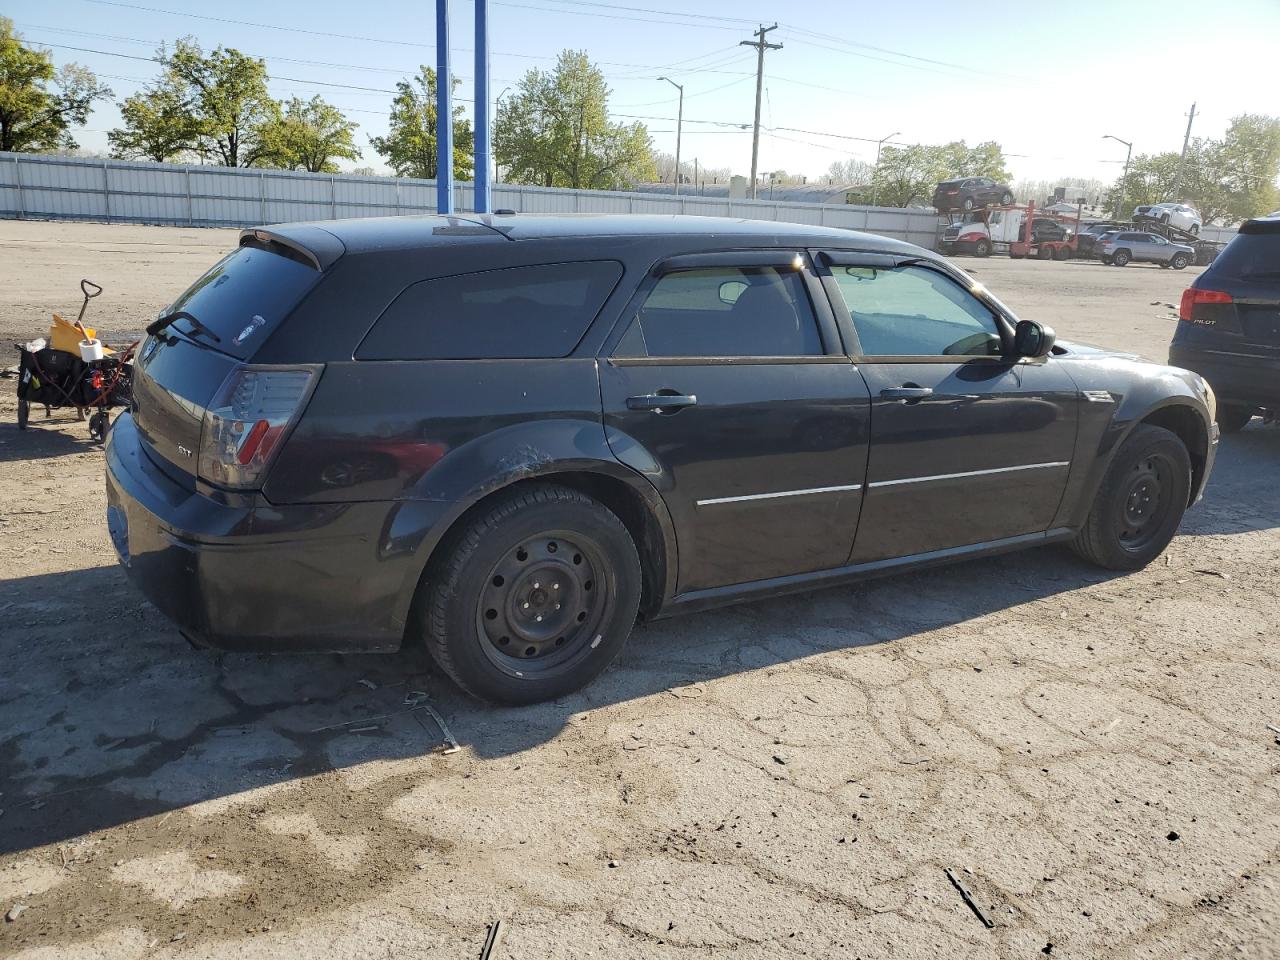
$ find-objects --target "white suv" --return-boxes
[1133,202,1202,234]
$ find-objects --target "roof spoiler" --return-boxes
[238,225,347,271]
[1240,217,1280,235]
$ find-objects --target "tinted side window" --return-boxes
[1212,232,1280,278]
[623,266,823,358]
[831,264,1002,357]
[357,261,623,360]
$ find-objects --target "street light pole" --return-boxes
[1103,134,1133,219]
[657,76,684,195]
[871,130,899,206]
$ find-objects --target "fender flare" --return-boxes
[385,419,679,632]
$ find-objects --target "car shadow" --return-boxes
[1,425,1275,859]
[1180,421,1280,537]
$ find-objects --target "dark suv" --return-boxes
[107,215,1217,704]
[1170,216,1280,431]
[933,177,1014,213]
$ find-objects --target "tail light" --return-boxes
[198,364,320,489]
[1179,288,1232,321]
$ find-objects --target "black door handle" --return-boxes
[627,392,697,412]
[880,386,934,401]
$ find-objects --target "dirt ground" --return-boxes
[0,219,1277,960]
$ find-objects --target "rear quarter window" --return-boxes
[164,243,322,359]
[356,261,624,360]
[1212,233,1280,279]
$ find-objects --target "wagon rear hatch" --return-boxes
[1179,220,1280,352]
[131,238,328,486]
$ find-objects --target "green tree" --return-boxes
[1216,114,1280,221]
[1105,115,1280,224]
[161,39,280,167]
[0,18,111,153]
[495,49,655,189]
[871,140,1011,207]
[265,96,360,172]
[108,77,197,162]
[370,67,473,180]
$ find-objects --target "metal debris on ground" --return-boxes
[945,867,994,928]
[422,703,462,755]
[1265,723,1280,736]
[479,919,506,960]
[6,904,27,922]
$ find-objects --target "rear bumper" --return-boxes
[105,413,452,652]
[1168,343,1280,408]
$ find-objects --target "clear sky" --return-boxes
[8,0,1280,186]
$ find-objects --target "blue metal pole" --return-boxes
[474,0,491,213]
[435,0,454,214]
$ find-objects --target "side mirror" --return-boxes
[1014,319,1056,359]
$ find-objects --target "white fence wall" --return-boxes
[0,152,943,249]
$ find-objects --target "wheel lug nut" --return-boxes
[535,615,543,622]
[554,604,561,610]
[533,581,540,589]
[522,602,530,609]
[553,583,560,590]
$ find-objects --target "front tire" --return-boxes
[963,197,975,211]
[974,238,992,257]
[1000,191,1014,205]
[1170,253,1190,269]
[1216,404,1255,434]
[1071,424,1191,570]
[422,482,641,704]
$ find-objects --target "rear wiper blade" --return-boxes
[146,310,222,343]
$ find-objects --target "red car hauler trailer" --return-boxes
[939,201,1082,260]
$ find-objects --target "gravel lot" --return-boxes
[1,220,1277,960]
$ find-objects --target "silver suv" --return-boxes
[1098,231,1195,269]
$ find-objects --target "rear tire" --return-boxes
[422,482,642,704]
[1053,245,1072,260]
[1037,244,1053,260]
[1216,404,1255,434]
[1000,191,1013,205]
[963,197,975,211]
[1070,424,1191,570]
[1112,250,1131,266]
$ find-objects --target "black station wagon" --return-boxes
[106,215,1219,703]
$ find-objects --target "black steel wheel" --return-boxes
[17,398,29,430]
[422,482,641,704]
[1071,424,1191,570]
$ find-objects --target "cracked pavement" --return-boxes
[1,222,1278,958]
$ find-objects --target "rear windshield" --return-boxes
[356,261,624,360]
[163,243,321,359]
[1212,233,1280,280]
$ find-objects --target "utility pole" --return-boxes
[740,23,781,200]
[658,76,684,195]
[1172,101,1197,199]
